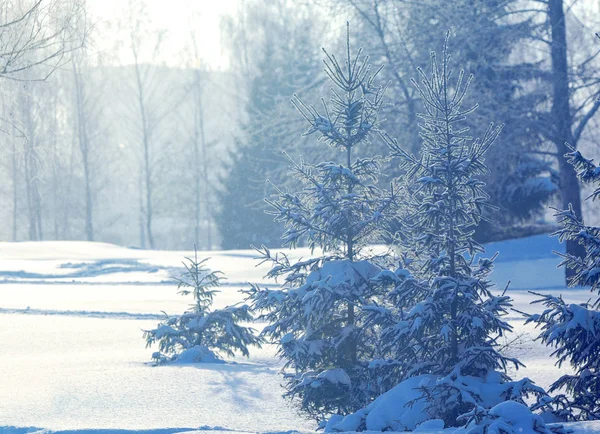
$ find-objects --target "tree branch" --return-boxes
[573,98,600,146]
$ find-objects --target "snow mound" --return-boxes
[173,345,221,364]
[415,419,445,432]
[327,372,550,433]
[316,368,351,386]
[460,401,566,434]
[326,375,434,432]
[154,345,223,365]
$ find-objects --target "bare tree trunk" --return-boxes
[133,59,154,249]
[188,33,212,250]
[82,155,93,240]
[49,86,60,240]
[72,59,94,241]
[63,100,80,239]
[548,0,585,283]
[144,135,153,249]
[11,134,18,241]
[193,84,201,248]
[21,84,42,241]
[138,171,146,249]
[197,81,212,250]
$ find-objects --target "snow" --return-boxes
[415,420,445,432]
[316,368,352,386]
[487,401,545,431]
[328,373,548,432]
[0,235,599,434]
[299,259,382,293]
[171,345,222,364]
[0,429,254,434]
[332,375,433,432]
[0,314,306,432]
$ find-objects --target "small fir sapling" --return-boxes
[528,148,600,421]
[144,249,262,364]
[246,26,399,423]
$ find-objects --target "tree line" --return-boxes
[1,0,599,266]
[218,0,600,278]
[0,0,235,250]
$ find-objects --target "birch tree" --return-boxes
[0,0,84,81]
[182,23,215,250]
[124,0,166,249]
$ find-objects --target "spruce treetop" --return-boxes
[387,33,503,271]
[267,24,397,256]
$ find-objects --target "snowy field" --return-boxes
[0,236,599,434]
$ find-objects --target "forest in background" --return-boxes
[0,0,599,251]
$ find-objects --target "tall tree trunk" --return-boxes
[62,104,79,239]
[133,60,154,249]
[50,89,60,240]
[548,0,585,283]
[22,85,40,241]
[193,84,201,249]
[11,135,18,241]
[82,155,93,241]
[139,171,146,249]
[72,59,94,241]
[144,139,154,249]
[198,87,212,250]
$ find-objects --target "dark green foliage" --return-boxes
[216,4,322,250]
[352,0,556,236]
[217,140,285,249]
[410,1,556,231]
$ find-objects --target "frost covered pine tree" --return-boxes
[527,148,600,421]
[144,250,262,364]
[246,28,399,423]
[332,35,545,431]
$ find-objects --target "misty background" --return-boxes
[1,0,599,251]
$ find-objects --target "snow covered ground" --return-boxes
[0,236,598,434]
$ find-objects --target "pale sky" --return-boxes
[85,0,600,70]
[88,0,239,69]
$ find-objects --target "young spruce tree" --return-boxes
[247,28,398,422]
[144,250,262,364]
[527,148,600,421]
[359,35,544,428]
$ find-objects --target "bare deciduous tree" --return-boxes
[0,0,85,81]
[0,0,86,241]
[183,24,217,250]
[124,0,166,249]
[546,0,600,281]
